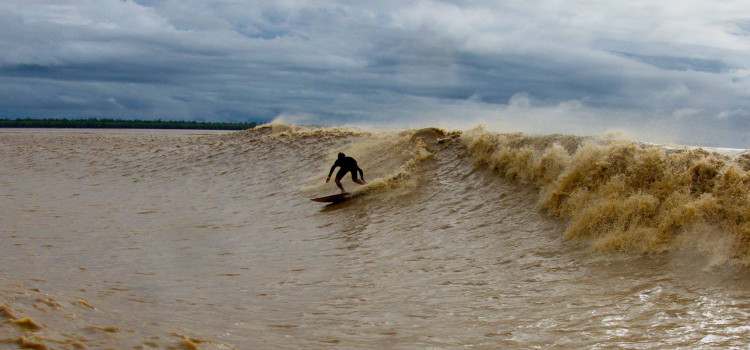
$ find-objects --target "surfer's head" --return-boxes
[338,152,345,159]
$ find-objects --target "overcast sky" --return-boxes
[2,1,750,146]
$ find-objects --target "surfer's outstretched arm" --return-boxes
[326,163,338,183]
[352,167,365,185]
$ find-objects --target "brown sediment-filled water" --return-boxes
[1,126,750,349]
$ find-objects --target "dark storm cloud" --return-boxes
[1,1,750,146]
[0,62,189,84]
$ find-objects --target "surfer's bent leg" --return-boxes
[335,168,348,193]
[350,170,365,185]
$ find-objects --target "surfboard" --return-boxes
[310,193,353,203]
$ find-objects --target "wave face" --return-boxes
[2,126,750,349]
[462,126,750,262]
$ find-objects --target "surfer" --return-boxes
[326,152,366,193]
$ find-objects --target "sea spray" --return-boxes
[461,126,750,263]
[272,125,455,198]
[336,128,453,197]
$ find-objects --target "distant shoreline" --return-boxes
[0,118,259,130]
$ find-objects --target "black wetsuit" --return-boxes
[329,157,363,181]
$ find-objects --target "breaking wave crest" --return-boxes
[462,126,750,264]
[237,124,750,264]
[286,126,457,199]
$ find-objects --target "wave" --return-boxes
[235,123,750,264]
[4,125,750,349]
[279,125,458,199]
[462,125,750,264]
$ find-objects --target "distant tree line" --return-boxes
[0,118,258,130]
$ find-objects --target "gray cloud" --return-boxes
[1,0,750,146]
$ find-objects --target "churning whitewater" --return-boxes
[1,125,750,349]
